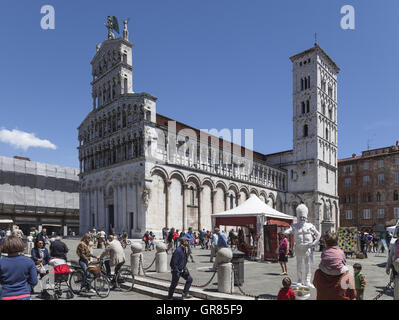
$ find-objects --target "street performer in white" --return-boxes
[285,203,321,288]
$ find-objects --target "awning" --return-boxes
[42,224,62,227]
[267,218,292,227]
[215,216,257,228]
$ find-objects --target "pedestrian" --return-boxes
[278,232,289,275]
[353,263,366,300]
[100,234,126,286]
[167,228,175,253]
[386,237,399,300]
[149,231,155,250]
[228,229,235,248]
[76,234,99,293]
[12,226,24,239]
[173,229,179,249]
[185,227,195,263]
[366,233,373,253]
[162,227,168,243]
[318,231,349,275]
[31,239,52,298]
[205,230,211,249]
[167,236,193,300]
[210,228,219,263]
[198,230,205,249]
[5,227,12,237]
[0,236,38,300]
[49,236,69,261]
[142,231,151,251]
[211,228,228,271]
[37,228,49,247]
[277,277,296,300]
[97,229,106,249]
[372,233,379,253]
[360,232,367,258]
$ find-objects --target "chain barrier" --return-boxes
[372,280,394,300]
[231,264,275,300]
[142,256,156,271]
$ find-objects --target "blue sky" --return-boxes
[0,0,398,168]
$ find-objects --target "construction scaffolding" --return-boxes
[0,156,80,234]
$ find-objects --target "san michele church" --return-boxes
[78,20,340,238]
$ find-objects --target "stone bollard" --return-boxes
[155,242,168,273]
[216,247,234,294]
[130,242,144,276]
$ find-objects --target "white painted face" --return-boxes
[296,204,308,222]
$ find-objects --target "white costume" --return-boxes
[285,204,320,288]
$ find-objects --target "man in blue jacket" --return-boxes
[168,236,193,300]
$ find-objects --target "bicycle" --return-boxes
[69,260,111,298]
[120,238,131,249]
[100,259,135,292]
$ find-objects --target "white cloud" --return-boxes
[0,128,57,151]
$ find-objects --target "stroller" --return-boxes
[47,258,74,300]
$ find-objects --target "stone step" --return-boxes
[134,275,254,300]
[131,283,201,300]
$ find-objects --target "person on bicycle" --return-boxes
[76,234,99,293]
[99,235,126,285]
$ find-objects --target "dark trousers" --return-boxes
[168,270,193,299]
[104,260,124,276]
[79,259,90,289]
[356,288,364,300]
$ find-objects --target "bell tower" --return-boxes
[90,18,134,110]
[289,43,339,196]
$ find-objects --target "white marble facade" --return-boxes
[78,26,339,237]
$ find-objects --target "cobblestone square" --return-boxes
[31,239,394,301]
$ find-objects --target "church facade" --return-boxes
[77,21,340,237]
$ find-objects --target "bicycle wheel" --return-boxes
[69,271,83,294]
[94,274,110,298]
[116,267,135,292]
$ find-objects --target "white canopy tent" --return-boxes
[211,194,294,221]
[211,195,294,261]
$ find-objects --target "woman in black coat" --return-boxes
[31,240,51,297]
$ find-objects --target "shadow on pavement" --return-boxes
[374,287,393,297]
[264,273,280,276]
[256,293,278,299]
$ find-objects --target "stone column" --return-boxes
[165,180,171,228]
[198,186,203,231]
[211,190,217,214]
[224,192,229,211]
[98,187,105,229]
[93,187,98,228]
[130,243,144,276]
[183,184,189,232]
[216,248,234,294]
[155,242,168,273]
[113,183,119,232]
[121,183,127,232]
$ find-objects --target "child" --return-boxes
[277,277,296,300]
[353,263,366,300]
[319,231,349,276]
